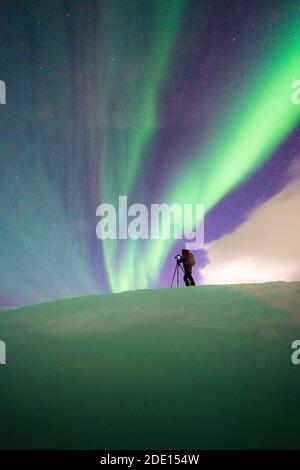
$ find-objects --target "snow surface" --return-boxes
[0,282,299,449]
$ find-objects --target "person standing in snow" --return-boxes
[180,249,196,286]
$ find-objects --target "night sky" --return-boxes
[1,0,300,306]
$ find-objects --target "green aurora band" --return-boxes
[99,0,186,291]
[100,10,300,292]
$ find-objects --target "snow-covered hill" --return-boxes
[0,282,299,449]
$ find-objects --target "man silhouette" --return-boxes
[180,249,196,286]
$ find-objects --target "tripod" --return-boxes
[170,259,184,287]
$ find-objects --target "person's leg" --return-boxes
[183,272,190,286]
[188,272,196,286]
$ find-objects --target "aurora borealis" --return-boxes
[1,0,300,306]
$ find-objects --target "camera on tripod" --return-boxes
[171,255,184,287]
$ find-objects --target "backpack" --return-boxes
[188,252,195,266]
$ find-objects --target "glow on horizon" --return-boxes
[201,259,297,285]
